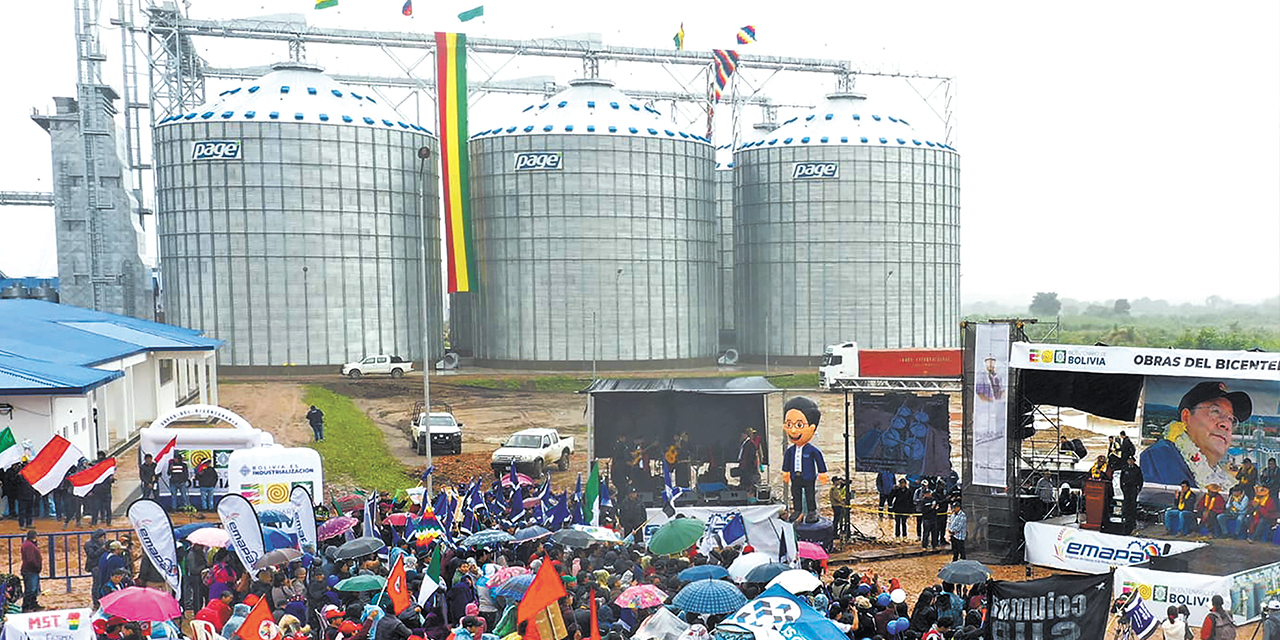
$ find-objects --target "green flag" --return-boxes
[0,428,18,469]
[331,498,344,517]
[426,541,442,584]
[582,461,600,526]
[457,5,483,21]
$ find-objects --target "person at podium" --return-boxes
[1140,381,1252,489]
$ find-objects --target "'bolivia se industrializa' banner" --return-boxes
[127,499,181,591]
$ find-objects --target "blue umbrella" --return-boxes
[258,510,293,527]
[513,525,551,542]
[677,565,730,582]
[262,526,300,552]
[173,522,218,540]
[492,574,535,599]
[743,562,791,584]
[460,529,515,548]
[673,579,748,615]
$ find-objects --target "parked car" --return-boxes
[490,428,574,478]
[341,355,412,379]
[410,406,462,455]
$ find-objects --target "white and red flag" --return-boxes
[21,436,84,495]
[69,458,116,497]
[152,436,178,468]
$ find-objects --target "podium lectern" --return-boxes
[1082,479,1111,531]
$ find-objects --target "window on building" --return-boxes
[160,359,174,385]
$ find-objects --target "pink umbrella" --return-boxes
[318,516,358,540]
[100,587,181,621]
[486,566,530,589]
[797,541,829,560]
[614,584,667,609]
[383,513,410,526]
[500,473,535,487]
[186,527,229,548]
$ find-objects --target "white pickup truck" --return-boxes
[341,355,412,379]
[490,428,574,479]
[410,410,463,456]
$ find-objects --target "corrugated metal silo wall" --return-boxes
[715,166,735,348]
[468,134,718,367]
[154,121,444,366]
[734,145,960,362]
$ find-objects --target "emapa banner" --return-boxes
[3,609,94,640]
[1010,343,1280,380]
[1024,521,1204,574]
[986,573,1112,640]
[126,499,181,591]
[218,493,266,570]
[289,485,318,551]
[645,505,797,562]
[1115,565,1233,628]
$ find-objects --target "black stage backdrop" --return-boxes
[986,572,1113,640]
[853,393,952,476]
[592,392,767,469]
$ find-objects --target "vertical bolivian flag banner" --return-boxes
[435,32,474,293]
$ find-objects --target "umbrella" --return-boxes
[460,529,515,548]
[383,513,410,526]
[765,569,823,594]
[571,525,622,543]
[174,522,218,541]
[99,587,181,621]
[743,562,791,584]
[727,552,772,583]
[550,529,595,548]
[185,527,229,548]
[615,584,667,609]
[500,473,535,487]
[334,536,384,560]
[252,548,303,570]
[258,510,293,527]
[335,494,365,512]
[797,541,829,561]
[487,567,530,589]
[513,525,552,542]
[263,526,299,552]
[317,516,358,541]
[647,518,706,556]
[492,574,535,599]
[938,559,991,585]
[335,575,387,592]
[677,565,730,582]
[672,579,747,615]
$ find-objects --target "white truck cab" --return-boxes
[819,342,859,390]
[341,355,412,379]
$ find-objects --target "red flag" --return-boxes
[386,555,411,614]
[68,458,116,497]
[234,595,272,640]
[517,557,567,624]
[589,587,601,640]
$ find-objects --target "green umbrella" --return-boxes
[335,574,388,592]
[647,517,706,556]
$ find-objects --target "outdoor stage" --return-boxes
[1025,516,1280,624]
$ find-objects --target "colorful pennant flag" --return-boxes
[458,5,484,22]
[315,0,337,9]
[736,25,756,44]
[673,23,685,50]
[402,0,412,16]
[435,32,475,293]
[712,49,739,102]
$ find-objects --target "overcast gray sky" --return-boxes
[1,1,1277,307]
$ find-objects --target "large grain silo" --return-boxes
[735,92,960,363]
[153,62,442,367]
[714,145,735,351]
[467,79,717,368]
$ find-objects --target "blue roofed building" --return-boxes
[0,299,220,457]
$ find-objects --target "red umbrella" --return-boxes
[383,513,410,526]
[335,494,365,512]
[100,587,181,621]
[500,473,534,487]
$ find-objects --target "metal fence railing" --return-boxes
[0,529,133,592]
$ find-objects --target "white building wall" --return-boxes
[0,394,94,457]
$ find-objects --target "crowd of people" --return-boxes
[1,451,117,528]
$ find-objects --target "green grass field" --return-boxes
[303,385,415,491]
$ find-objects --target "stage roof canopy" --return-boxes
[581,376,780,395]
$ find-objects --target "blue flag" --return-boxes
[662,460,686,518]
[719,513,747,547]
[508,484,525,521]
[459,506,478,536]
[363,490,378,538]
[467,480,485,513]
[571,495,584,526]
[599,476,613,509]
[507,461,519,489]
[545,492,571,530]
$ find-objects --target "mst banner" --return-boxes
[986,573,1112,640]
[1011,343,1280,380]
[3,609,94,640]
[854,393,952,476]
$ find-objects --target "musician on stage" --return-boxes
[734,427,761,490]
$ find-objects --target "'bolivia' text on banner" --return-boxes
[1010,343,1280,380]
[435,31,475,293]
